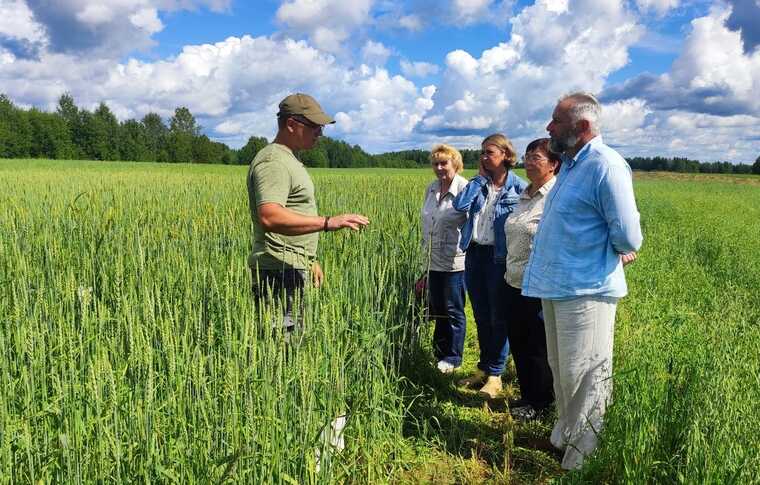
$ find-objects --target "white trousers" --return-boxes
[541,296,618,470]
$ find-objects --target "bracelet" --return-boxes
[323,216,330,232]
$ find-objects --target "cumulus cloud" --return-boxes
[0,33,434,151]
[597,7,760,163]
[12,0,230,58]
[0,47,15,65]
[276,0,374,53]
[634,0,679,16]
[0,0,48,58]
[330,67,436,146]
[421,0,642,140]
[605,105,760,163]
[602,98,652,133]
[361,40,392,65]
[400,59,440,77]
[24,0,158,56]
[445,0,514,26]
[452,0,491,22]
[603,8,760,117]
[724,0,760,54]
[2,0,758,163]
[130,8,163,34]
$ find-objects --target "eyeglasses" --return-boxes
[291,116,323,131]
[523,154,549,163]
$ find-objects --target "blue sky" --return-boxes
[1,0,758,163]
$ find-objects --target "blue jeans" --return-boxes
[465,244,510,376]
[427,270,466,366]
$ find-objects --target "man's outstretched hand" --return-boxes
[327,214,370,231]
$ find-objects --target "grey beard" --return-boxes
[549,133,577,154]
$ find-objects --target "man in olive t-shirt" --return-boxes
[247,93,369,334]
[248,142,320,271]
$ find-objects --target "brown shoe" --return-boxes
[478,375,503,399]
[457,370,486,388]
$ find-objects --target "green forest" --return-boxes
[1,93,759,174]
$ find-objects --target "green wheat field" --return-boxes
[1,159,758,484]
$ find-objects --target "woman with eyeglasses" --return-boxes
[418,144,469,374]
[503,138,560,420]
[453,133,527,398]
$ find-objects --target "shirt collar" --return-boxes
[561,135,603,168]
[538,176,556,195]
[432,174,466,198]
[521,176,556,199]
[273,142,297,157]
[448,175,467,196]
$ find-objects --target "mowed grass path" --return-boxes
[0,159,758,484]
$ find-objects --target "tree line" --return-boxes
[1,93,759,174]
[0,93,236,164]
[627,155,760,175]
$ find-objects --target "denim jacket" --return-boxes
[453,171,527,262]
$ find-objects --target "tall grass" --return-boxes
[566,177,760,484]
[0,160,758,483]
[0,160,423,483]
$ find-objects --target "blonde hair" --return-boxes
[430,144,464,173]
[482,133,517,168]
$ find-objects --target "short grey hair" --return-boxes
[560,92,601,135]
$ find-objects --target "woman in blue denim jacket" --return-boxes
[453,133,527,398]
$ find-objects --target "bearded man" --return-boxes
[522,92,643,469]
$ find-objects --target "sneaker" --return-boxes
[478,375,503,399]
[510,404,540,422]
[436,360,459,374]
[457,369,486,388]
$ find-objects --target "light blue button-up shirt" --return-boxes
[522,136,643,299]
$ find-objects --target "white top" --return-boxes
[504,177,556,288]
[420,175,468,272]
[471,182,499,246]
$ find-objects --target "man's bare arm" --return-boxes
[258,203,369,235]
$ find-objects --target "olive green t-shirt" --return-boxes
[247,143,319,270]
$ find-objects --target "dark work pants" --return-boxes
[427,270,466,367]
[464,243,510,376]
[505,283,554,409]
[251,267,306,336]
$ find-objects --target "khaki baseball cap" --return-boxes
[277,93,335,125]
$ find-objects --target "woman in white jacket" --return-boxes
[419,144,469,374]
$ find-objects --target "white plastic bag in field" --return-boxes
[315,414,347,473]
